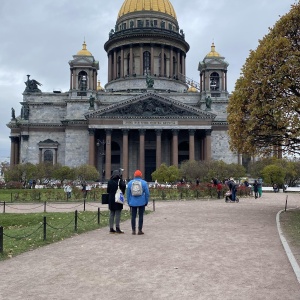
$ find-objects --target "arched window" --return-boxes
[173,56,177,77]
[143,51,151,75]
[210,72,220,91]
[44,150,53,163]
[117,56,121,78]
[78,71,88,91]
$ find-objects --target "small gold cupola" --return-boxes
[77,40,92,56]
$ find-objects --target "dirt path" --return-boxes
[0,193,300,299]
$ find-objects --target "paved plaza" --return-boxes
[0,193,300,299]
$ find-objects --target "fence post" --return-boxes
[285,195,288,212]
[98,207,100,224]
[43,216,47,241]
[75,210,78,232]
[11,193,12,202]
[83,199,86,211]
[44,201,47,213]
[3,201,5,213]
[152,200,155,212]
[0,226,3,253]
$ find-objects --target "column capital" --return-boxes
[139,129,146,135]
[22,135,29,141]
[122,129,129,135]
[9,136,19,142]
[105,129,112,135]
[189,129,196,135]
[172,129,179,135]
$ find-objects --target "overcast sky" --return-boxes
[0,0,294,162]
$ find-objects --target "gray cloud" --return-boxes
[0,0,293,161]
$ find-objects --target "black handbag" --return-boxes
[101,193,109,204]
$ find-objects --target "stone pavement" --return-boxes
[0,193,300,300]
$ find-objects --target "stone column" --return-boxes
[170,47,173,77]
[105,129,112,180]
[177,50,181,76]
[140,44,143,75]
[224,70,227,91]
[70,69,73,90]
[139,129,145,176]
[172,129,178,167]
[150,44,154,76]
[182,53,185,76]
[113,50,117,80]
[161,46,165,76]
[155,129,162,169]
[39,149,42,164]
[205,129,212,161]
[108,52,112,82]
[88,129,95,166]
[189,129,195,161]
[54,149,58,164]
[73,70,76,90]
[120,47,124,78]
[130,45,133,75]
[9,136,16,166]
[122,129,129,180]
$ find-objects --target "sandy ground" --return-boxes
[0,192,300,300]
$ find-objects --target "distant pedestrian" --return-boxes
[127,170,150,235]
[107,169,126,234]
[258,178,263,198]
[253,180,259,199]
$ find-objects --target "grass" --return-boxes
[0,209,132,261]
[280,209,300,249]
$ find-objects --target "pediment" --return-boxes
[85,92,216,120]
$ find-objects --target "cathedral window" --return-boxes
[117,56,121,78]
[173,56,177,76]
[143,51,151,75]
[146,20,150,27]
[158,53,167,76]
[161,21,165,29]
[122,23,126,30]
[78,71,88,91]
[44,150,53,163]
[137,20,143,27]
[168,23,173,30]
[130,20,134,28]
[153,20,158,27]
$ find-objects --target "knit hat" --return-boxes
[134,170,142,178]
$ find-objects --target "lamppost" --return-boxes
[96,139,105,182]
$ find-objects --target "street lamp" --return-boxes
[96,139,105,182]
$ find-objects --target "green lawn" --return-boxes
[0,210,132,260]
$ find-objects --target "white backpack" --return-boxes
[131,180,143,196]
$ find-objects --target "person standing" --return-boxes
[253,180,259,199]
[257,178,263,198]
[107,169,126,234]
[127,170,150,235]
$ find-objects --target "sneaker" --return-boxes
[109,228,116,234]
[138,230,144,235]
[132,230,136,235]
[116,228,124,234]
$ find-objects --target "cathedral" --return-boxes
[7,0,237,181]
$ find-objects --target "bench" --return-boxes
[284,187,300,193]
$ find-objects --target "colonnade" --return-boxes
[107,44,186,82]
[88,128,212,180]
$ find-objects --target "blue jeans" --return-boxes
[231,189,236,201]
[131,206,145,230]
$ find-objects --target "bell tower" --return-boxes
[68,41,99,96]
[198,43,229,100]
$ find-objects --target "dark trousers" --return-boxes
[131,206,145,230]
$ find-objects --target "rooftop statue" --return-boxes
[146,75,154,88]
[24,74,42,93]
[205,96,212,110]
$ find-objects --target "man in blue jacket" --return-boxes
[127,170,150,235]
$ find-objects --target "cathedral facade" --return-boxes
[7,0,237,181]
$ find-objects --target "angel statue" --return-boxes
[146,74,154,88]
[24,74,42,93]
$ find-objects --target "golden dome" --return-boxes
[97,81,104,91]
[77,41,92,56]
[118,0,177,20]
[206,43,220,58]
[187,83,198,93]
